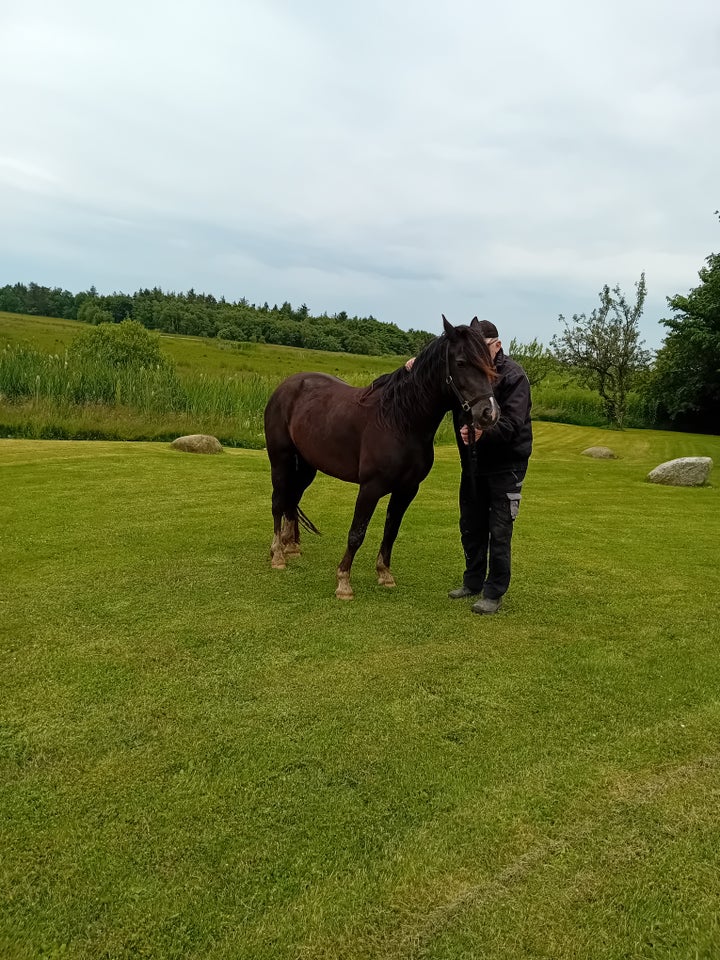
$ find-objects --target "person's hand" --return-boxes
[460,424,483,445]
[405,357,415,371]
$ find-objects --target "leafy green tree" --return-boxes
[1,279,437,357]
[647,252,720,431]
[0,282,75,318]
[103,293,134,323]
[508,338,555,386]
[304,329,342,352]
[0,284,25,313]
[46,286,76,318]
[156,301,190,335]
[551,274,652,428]
[77,301,114,326]
[407,329,435,353]
[345,335,373,355]
[216,322,243,341]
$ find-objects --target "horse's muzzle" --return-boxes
[472,395,500,429]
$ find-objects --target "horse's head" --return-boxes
[442,315,500,429]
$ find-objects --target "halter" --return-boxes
[444,341,494,416]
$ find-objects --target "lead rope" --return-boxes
[444,341,482,507]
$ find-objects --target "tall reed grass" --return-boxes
[1,342,655,446]
[532,379,656,429]
[0,343,275,446]
[0,344,184,410]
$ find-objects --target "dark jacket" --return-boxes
[454,350,532,473]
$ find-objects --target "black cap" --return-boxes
[477,320,499,338]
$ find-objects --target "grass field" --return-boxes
[0,312,409,446]
[0,310,406,380]
[2,424,719,959]
[1,311,652,445]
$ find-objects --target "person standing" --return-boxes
[447,320,532,614]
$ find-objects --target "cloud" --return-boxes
[1,0,719,348]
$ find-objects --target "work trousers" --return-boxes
[458,463,527,599]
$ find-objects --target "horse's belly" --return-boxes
[311,452,360,484]
[289,419,362,485]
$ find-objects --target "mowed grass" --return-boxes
[1,423,719,959]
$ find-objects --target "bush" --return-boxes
[69,320,169,370]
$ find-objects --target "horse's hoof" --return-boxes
[271,559,286,570]
[335,588,354,600]
[283,545,302,558]
[376,566,396,587]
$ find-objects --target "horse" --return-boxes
[263,316,500,599]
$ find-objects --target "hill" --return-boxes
[0,310,407,380]
[0,311,653,444]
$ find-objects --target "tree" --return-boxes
[77,300,114,326]
[508,338,555,387]
[647,252,720,432]
[551,274,652,428]
[0,279,434,357]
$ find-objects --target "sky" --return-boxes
[2,0,719,349]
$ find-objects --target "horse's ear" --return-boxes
[442,315,455,339]
[470,316,480,328]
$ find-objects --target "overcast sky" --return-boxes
[2,0,719,348]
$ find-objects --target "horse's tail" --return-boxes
[296,506,321,536]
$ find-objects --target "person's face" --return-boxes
[485,337,502,361]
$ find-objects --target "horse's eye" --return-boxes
[456,359,466,367]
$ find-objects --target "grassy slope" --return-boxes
[0,310,407,380]
[0,311,657,440]
[1,425,719,959]
[0,311,409,446]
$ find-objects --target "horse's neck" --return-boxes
[407,376,451,440]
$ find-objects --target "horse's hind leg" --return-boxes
[376,484,419,587]
[268,440,298,569]
[280,517,300,557]
[281,457,317,558]
[270,464,290,569]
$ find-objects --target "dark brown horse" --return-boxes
[263,316,499,599]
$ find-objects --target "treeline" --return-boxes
[0,282,435,357]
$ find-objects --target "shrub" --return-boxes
[69,320,169,370]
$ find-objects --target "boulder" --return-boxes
[646,457,713,487]
[582,446,617,459]
[170,434,223,454]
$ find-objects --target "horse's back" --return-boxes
[265,372,377,482]
[265,372,362,421]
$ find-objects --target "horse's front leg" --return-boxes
[336,482,384,600]
[376,484,419,587]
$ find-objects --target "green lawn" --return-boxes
[1,424,719,959]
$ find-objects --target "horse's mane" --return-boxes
[363,325,496,433]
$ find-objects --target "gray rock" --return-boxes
[582,446,617,459]
[647,457,713,487]
[170,434,223,454]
